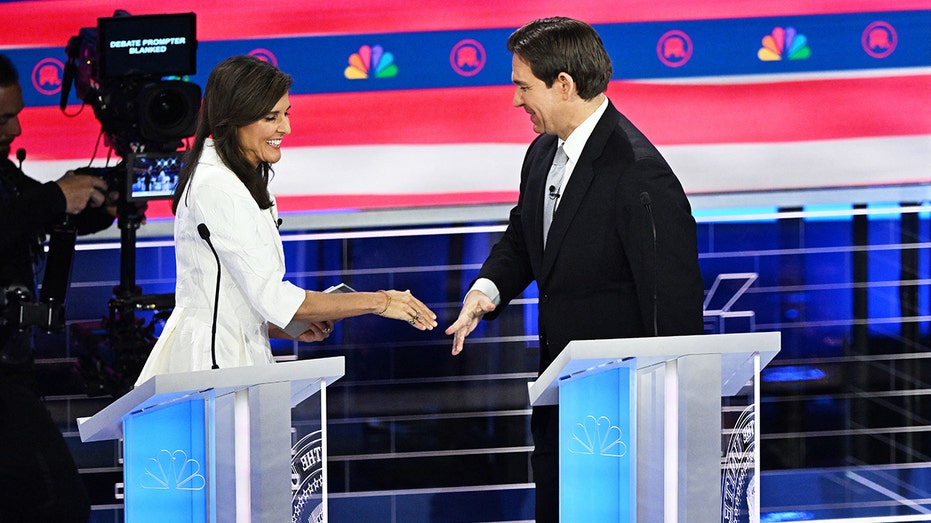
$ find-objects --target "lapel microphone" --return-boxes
[16,148,26,172]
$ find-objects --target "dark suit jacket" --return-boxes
[477,101,704,374]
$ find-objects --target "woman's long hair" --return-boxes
[172,56,293,214]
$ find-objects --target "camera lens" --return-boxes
[137,81,201,142]
[146,88,187,127]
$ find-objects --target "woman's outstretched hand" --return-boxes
[375,290,438,330]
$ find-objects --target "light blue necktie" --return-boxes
[543,145,568,246]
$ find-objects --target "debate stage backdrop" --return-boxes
[3,0,930,220]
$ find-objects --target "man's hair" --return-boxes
[507,17,612,100]
[172,55,293,213]
[0,54,20,88]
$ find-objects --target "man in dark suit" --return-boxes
[0,53,116,523]
[445,17,705,522]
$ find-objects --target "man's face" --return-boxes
[511,55,567,138]
[0,83,23,159]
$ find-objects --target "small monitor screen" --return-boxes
[98,13,197,78]
[127,152,185,201]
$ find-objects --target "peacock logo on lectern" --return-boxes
[140,449,206,491]
[568,415,628,457]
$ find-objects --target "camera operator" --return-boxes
[0,53,119,523]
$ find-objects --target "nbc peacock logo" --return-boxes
[567,415,628,457]
[344,44,398,79]
[758,27,811,61]
[140,449,206,491]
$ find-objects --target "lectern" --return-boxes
[529,332,780,523]
[78,357,345,522]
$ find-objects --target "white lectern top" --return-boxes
[78,357,345,443]
[529,332,780,406]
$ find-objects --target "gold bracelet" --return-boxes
[376,290,391,315]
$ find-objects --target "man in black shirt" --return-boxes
[0,53,117,522]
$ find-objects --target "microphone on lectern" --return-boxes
[197,223,221,369]
[639,192,658,337]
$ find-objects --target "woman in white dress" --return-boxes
[135,56,437,384]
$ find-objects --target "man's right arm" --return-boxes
[0,169,109,250]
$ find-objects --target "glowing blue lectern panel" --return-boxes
[560,366,636,521]
[124,398,210,522]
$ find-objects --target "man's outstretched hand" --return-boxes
[445,290,496,355]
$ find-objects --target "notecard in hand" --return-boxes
[281,283,356,337]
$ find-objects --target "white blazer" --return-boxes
[135,140,305,385]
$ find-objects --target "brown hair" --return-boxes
[507,17,612,100]
[173,56,293,213]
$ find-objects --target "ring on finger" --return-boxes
[407,319,415,325]
[323,328,331,334]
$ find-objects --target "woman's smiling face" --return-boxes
[238,93,291,167]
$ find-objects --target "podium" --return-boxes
[529,332,780,523]
[78,357,345,522]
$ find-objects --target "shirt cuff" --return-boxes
[469,278,501,306]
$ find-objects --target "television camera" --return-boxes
[58,11,199,395]
[61,10,200,158]
[61,10,199,204]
